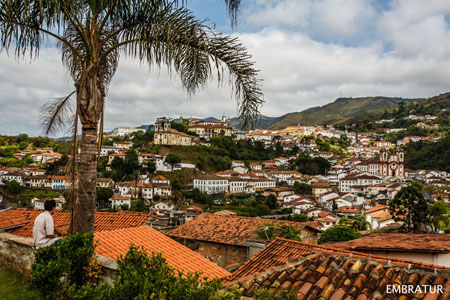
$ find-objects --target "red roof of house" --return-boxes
[94,226,229,279]
[0,209,152,237]
[327,233,450,254]
[167,213,320,247]
[224,237,450,288]
[365,205,389,214]
[0,212,29,230]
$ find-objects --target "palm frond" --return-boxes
[40,90,76,136]
[103,2,263,129]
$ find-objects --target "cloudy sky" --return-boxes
[1,0,450,136]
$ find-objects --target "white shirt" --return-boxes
[33,211,59,249]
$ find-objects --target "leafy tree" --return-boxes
[125,148,140,174]
[6,180,23,195]
[317,226,362,244]
[145,162,157,174]
[351,216,371,231]
[110,157,127,182]
[293,182,312,195]
[428,200,449,233]
[130,199,147,212]
[389,182,429,232]
[295,153,331,175]
[1,0,262,233]
[253,203,272,217]
[165,154,181,171]
[265,194,279,210]
[255,222,302,242]
[96,187,114,207]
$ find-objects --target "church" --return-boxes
[356,149,405,178]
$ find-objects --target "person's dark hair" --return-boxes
[44,200,56,211]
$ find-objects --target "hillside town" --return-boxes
[1,110,450,298]
[1,1,450,297]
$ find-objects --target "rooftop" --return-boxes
[94,226,230,280]
[327,233,450,254]
[224,238,450,299]
[0,208,153,237]
[167,213,320,247]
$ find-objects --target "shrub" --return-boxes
[30,233,99,299]
[318,226,362,244]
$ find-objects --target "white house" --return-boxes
[193,174,229,194]
[110,195,131,208]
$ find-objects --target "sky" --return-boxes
[1,0,450,136]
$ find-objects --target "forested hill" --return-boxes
[268,96,418,130]
[343,92,450,130]
[405,136,450,172]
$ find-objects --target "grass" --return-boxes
[0,267,41,300]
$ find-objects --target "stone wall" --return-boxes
[0,232,118,283]
[196,241,248,269]
[0,232,35,276]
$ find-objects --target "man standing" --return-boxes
[33,200,61,249]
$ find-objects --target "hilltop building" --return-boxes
[188,115,232,138]
[111,127,145,137]
[153,117,194,146]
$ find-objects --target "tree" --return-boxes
[265,194,279,210]
[165,154,181,171]
[428,200,449,233]
[255,222,302,242]
[389,182,429,232]
[351,216,371,231]
[6,180,22,195]
[1,1,262,233]
[318,226,362,244]
[125,148,140,175]
[293,182,312,195]
[96,187,114,208]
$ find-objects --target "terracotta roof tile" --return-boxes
[166,213,320,247]
[223,238,450,299]
[326,233,450,254]
[0,208,153,237]
[224,238,450,283]
[95,226,229,280]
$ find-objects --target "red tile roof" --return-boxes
[0,210,29,230]
[224,238,450,299]
[326,233,450,254]
[0,209,152,237]
[166,213,320,247]
[94,226,230,280]
[365,205,389,214]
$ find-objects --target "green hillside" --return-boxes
[343,92,450,131]
[268,96,418,130]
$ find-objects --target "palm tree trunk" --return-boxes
[71,71,105,233]
[72,123,98,233]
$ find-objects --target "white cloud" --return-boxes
[243,0,376,41]
[1,1,450,136]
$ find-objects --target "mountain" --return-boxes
[230,114,290,130]
[268,96,419,130]
[342,92,450,131]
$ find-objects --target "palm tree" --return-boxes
[351,215,371,231]
[0,0,262,233]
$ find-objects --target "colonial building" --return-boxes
[193,174,229,194]
[154,117,194,146]
[188,115,232,138]
[355,149,404,177]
